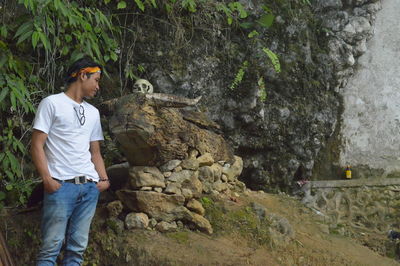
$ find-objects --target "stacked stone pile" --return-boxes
[107,152,245,235]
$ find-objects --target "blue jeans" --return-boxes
[36,181,100,266]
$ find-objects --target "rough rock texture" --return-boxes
[155,221,178,233]
[125,212,149,230]
[106,200,123,218]
[129,166,165,188]
[103,0,381,191]
[107,93,234,167]
[116,190,185,222]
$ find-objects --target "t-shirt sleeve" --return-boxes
[90,110,104,141]
[33,97,54,134]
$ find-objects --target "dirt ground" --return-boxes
[1,190,399,265]
[125,190,398,266]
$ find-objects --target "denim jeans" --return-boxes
[36,181,100,266]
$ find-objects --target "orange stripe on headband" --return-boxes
[71,67,101,77]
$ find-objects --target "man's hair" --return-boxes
[64,57,103,86]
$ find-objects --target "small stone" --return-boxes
[154,187,163,193]
[198,166,214,181]
[189,149,199,159]
[210,190,220,196]
[181,188,193,199]
[196,153,214,167]
[210,163,223,182]
[165,183,182,195]
[202,181,213,194]
[156,221,178,233]
[160,160,182,172]
[125,212,149,230]
[258,190,265,194]
[168,169,195,183]
[213,180,228,192]
[221,174,228,182]
[181,159,199,171]
[186,199,205,216]
[189,213,213,235]
[234,192,240,197]
[140,186,152,191]
[174,166,183,172]
[106,200,123,217]
[149,218,158,228]
[163,171,172,178]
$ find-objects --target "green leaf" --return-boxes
[262,47,281,73]
[17,30,33,45]
[10,91,16,110]
[32,31,40,48]
[0,87,9,102]
[65,34,72,43]
[104,0,111,4]
[248,30,259,39]
[117,1,127,9]
[257,13,275,28]
[0,192,5,201]
[38,32,51,51]
[134,0,145,11]
[15,21,33,38]
[149,0,157,8]
[110,52,118,61]
[239,22,253,29]
[6,184,13,191]
[0,26,8,38]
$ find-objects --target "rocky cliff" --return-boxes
[105,0,382,191]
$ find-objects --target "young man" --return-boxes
[31,57,110,265]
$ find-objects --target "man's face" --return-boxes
[81,72,101,98]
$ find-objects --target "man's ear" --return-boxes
[79,72,87,81]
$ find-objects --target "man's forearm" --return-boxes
[91,153,108,180]
[31,145,52,182]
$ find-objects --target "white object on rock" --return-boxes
[134,79,154,94]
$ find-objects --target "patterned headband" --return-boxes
[71,67,101,77]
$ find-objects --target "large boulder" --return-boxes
[106,93,234,167]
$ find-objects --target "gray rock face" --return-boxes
[105,0,382,192]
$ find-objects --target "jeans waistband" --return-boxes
[53,176,97,184]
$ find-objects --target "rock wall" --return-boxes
[301,178,400,234]
[339,0,400,177]
[109,0,384,191]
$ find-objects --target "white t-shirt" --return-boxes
[33,92,104,182]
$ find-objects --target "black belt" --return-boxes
[53,176,97,184]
